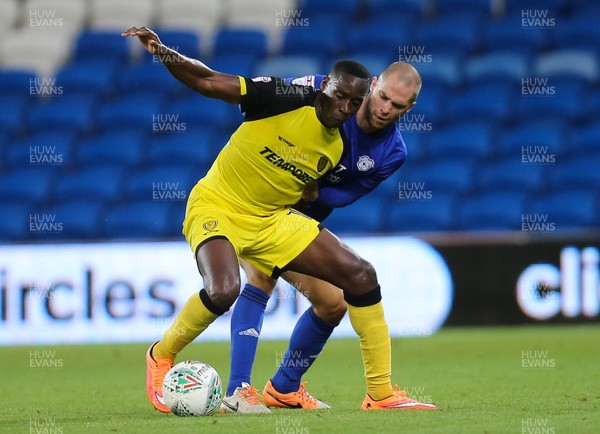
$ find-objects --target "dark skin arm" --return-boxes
[121,26,241,104]
[301,179,319,203]
[293,179,320,212]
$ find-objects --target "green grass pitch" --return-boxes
[1,325,599,433]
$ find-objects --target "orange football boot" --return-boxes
[145,342,173,413]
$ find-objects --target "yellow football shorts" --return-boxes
[182,184,321,277]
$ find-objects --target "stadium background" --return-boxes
[0,0,599,346]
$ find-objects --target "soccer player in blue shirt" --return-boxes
[221,63,436,413]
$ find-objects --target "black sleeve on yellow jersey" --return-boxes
[239,76,317,122]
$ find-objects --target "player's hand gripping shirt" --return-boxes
[198,76,344,216]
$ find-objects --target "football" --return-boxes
[162,360,223,416]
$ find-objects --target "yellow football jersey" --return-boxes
[198,76,345,215]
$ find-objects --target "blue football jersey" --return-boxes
[287,75,408,221]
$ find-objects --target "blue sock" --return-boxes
[271,307,337,394]
[227,283,270,396]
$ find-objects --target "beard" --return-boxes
[363,95,377,128]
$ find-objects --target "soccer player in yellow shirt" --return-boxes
[123,26,421,413]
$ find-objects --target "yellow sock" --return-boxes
[153,293,218,360]
[347,302,393,400]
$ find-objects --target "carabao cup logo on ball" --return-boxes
[163,360,222,416]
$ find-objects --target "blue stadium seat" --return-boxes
[456,191,528,231]
[73,31,131,63]
[97,94,165,130]
[282,24,343,60]
[117,63,182,97]
[0,95,29,136]
[435,0,493,17]
[514,79,585,122]
[526,187,599,229]
[481,15,549,53]
[399,159,475,194]
[415,14,481,55]
[569,0,600,11]
[213,28,268,60]
[445,82,514,121]
[122,165,197,202]
[345,19,411,59]
[583,88,600,120]
[372,172,404,198]
[144,29,201,60]
[253,55,321,80]
[27,95,97,134]
[567,121,600,153]
[404,82,448,124]
[55,166,125,202]
[321,195,383,234]
[211,54,257,78]
[0,70,36,98]
[0,167,56,203]
[77,129,146,167]
[146,126,220,168]
[0,134,6,169]
[411,54,461,86]
[553,15,600,51]
[424,120,495,159]
[165,93,231,129]
[533,50,599,83]
[0,202,31,242]
[169,200,187,233]
[546,155,600,189]
[224,106,244,130]
[31,200,105,241]
[504,0,569,15]
[463,51,530,84]
[56,60,118,97]
[395,130,427,161]
[381,192,456,232]
[6,131,77,168]
[476,157,543,192]
[366,0,426,20]
[497,120,565,158]
[298,0,358,19]
[102,200,177,239]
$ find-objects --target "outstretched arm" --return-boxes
[122,26,241,104]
